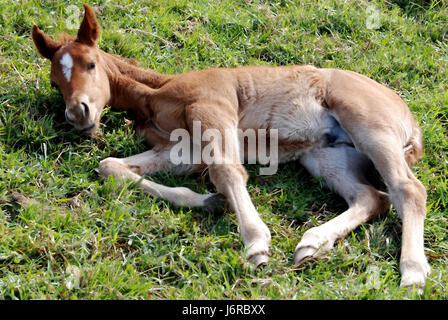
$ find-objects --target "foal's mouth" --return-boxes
[65,112,99,134]
[80,121,96,132]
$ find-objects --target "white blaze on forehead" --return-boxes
[60,53,73,82]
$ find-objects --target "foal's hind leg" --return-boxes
[355,136,430,290]
[294,146,390,263]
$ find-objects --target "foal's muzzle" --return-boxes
[65,101,96,131]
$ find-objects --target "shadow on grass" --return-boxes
[388,0,446,15]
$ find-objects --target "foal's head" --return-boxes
[32,4,109,134]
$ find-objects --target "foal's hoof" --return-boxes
[203,193,227,213]
[294,246,318,265]
[294,227,334,265]
[249,253,269,268]
[400,259,431,294]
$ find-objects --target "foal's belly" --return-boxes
[237,97,352,164]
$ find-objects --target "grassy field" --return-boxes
[0,0,447,300]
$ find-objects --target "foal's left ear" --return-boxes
[76,4,101,47]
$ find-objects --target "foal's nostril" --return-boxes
[81,102,90,119]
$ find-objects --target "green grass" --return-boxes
[0,0,447,299]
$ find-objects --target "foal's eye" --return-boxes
[51,81,59,89]
[87,63,95,70]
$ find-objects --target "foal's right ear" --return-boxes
[32,25,61,60]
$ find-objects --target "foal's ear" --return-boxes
[32,25,61,60]
[76,4,100,47]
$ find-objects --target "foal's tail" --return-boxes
[403,118,424,167]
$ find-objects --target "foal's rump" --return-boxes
[319,68,423,168]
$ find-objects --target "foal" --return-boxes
[32,4,430,290]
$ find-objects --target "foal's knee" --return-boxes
[98,157,124,178]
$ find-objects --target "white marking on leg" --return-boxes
[60,53,73,82]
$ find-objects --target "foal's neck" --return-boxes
[101,51,167,120]
[107,74,153,114]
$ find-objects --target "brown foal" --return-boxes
[32,4,430,291]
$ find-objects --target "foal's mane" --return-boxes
[57,32,76,44]
[56,32,139,67]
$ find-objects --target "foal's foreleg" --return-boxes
[294,146,390,263]
[206,131,271,267]
[209,162,271,267]
[99,148,225,211]
[186,103,271,266]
